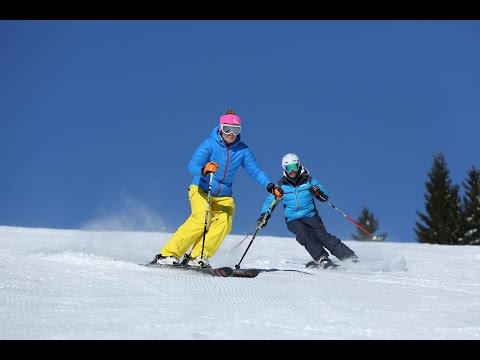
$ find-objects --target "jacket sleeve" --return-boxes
[310,178,330,198]
[188,139,213,176]
[241,148,271,188]
[261,193,277,214]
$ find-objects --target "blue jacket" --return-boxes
[189,126,272,197]
[261,167,329,222]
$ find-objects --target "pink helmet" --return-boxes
[220,114,241,126]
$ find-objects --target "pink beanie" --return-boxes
[220,114,241,126]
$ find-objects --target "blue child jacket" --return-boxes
[261,167,329,222]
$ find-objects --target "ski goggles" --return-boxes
[284,163,300,172]
[221,124,241,136]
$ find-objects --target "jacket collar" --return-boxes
[282,166,309,186]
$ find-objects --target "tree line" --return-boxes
[415,153,480,245]
[351,153,480,245]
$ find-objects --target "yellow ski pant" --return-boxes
[160,185,235,259]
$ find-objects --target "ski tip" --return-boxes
[211,267,234,277]
[231,268,260,278]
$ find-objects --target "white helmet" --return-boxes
[282,153,301,172]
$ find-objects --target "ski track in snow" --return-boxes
[3,249,408,339]
[1,226,480,339]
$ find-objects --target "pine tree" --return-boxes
[415,153,463,244]
[462,166,480,245]
[351,207,387,241]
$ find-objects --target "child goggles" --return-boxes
[221,124,241,136]
[284,163,300,172]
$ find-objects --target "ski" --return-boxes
[256,268,315,275]
[284,260,341,270]
[230,268,260,278]
[305,260,341,270]
[142,263,234,277]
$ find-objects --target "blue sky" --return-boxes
[1,20,479,243]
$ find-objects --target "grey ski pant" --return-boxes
[286,215,355,261]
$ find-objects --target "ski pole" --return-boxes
[325,200,381,241]
[235,198,277,269]
[200,173,214,260]
[228,231,252,256]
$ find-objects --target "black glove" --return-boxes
[311,185,328,202]
[257,212,271,228]
[267,183,284,200]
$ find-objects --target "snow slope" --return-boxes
[1,225,479,340]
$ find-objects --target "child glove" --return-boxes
[311,185,328,202]
[267,183,284,200]
[257,212,271,228]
